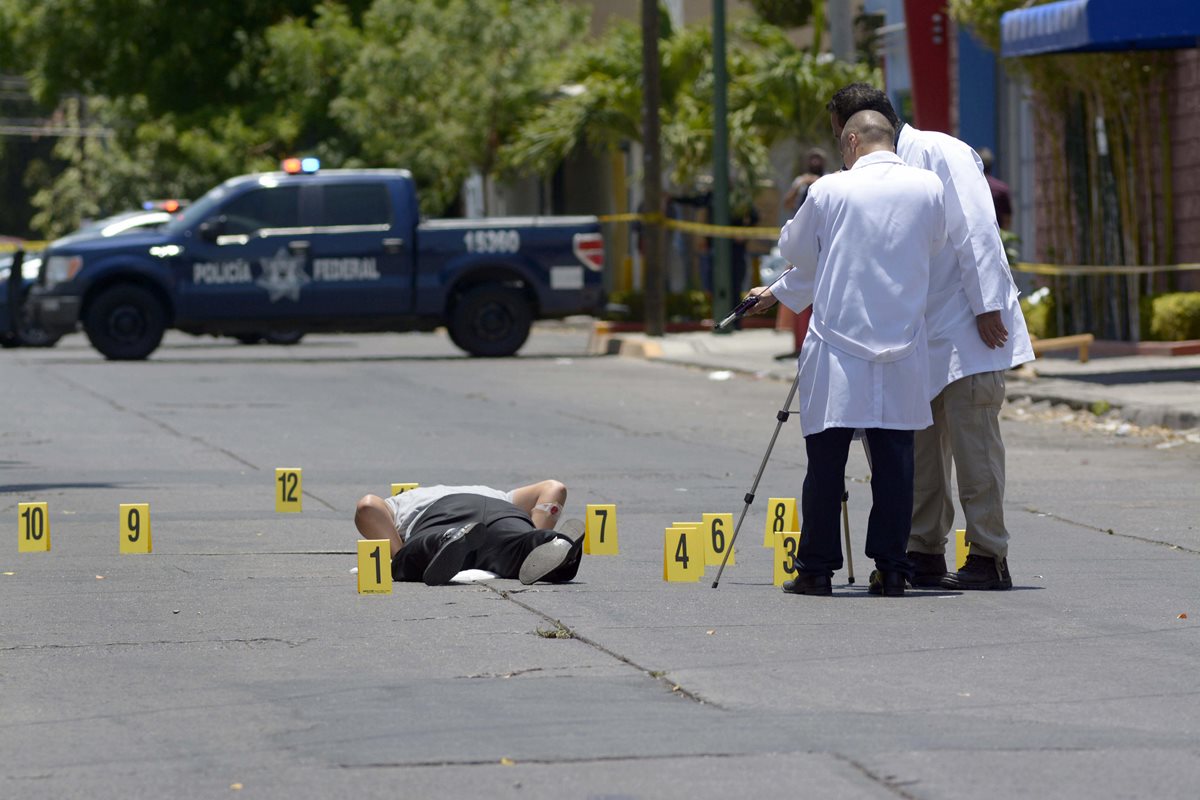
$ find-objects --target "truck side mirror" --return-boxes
[198,218,224,242]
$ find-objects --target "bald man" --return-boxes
[746,110,947,597]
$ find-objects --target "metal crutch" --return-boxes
[710,373,858,588]
[712,373,801,588]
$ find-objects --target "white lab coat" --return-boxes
[775,150,947,436]
[896,124,1034,397]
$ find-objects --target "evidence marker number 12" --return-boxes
[276,468,302,513]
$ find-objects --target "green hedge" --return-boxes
[1020,288,1056,339]
[1147,292,1200,341]
[605,290,714,322]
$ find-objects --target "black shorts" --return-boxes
[392,493,556,581]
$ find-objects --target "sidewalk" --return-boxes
[596,326,1200,431]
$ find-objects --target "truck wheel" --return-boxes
[449,284,532,357]
[83,285,166,360]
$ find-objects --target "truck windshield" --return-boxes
[162,184,232,233]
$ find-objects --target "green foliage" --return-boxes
[0,0,362,114]
[748,0,815,29]
[1148,293,1200,342]
[1020,290,1056,339]
[948,1,1040,50]
[333,0,585,214]
[605,289,712,322]
[502,16,876,205]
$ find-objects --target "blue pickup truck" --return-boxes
[28,164,605,359]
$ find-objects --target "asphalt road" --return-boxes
[2,328,1198,799]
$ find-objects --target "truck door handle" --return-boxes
[383,237,404,253]
[288,240,310,253]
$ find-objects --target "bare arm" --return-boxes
[510,480,567,529]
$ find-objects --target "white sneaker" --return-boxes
[519,538,573,585]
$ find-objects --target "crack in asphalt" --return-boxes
[487,585,720,709]
[1022,506,1200,555]
[341,751,750,769]
[0,636,311,652]
[40,369,340,512]
[832,752,924,800]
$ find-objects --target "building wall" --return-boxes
[1169,49,1200,284]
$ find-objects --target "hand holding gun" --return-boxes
[714,268,790,331]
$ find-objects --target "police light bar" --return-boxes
[142,199,185,212]
[281,157,321,174]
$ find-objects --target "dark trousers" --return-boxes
[391,494,565,582]
[796,427,915,578]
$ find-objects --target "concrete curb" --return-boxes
[604,331,1199,431]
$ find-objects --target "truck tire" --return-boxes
[83,284,166,360]
[448,284,532,357]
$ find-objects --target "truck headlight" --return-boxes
[44,255,83,287]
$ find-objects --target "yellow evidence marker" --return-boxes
[702,513,735,567]
[17,502,50,553]
[119,503,152,554]
[664,527,703,582]
[763,497,797,547]
[275,468,302,513]
[584,504,618,555]
[390,482,420,496]
[955,529,969,570]
[773,530,803,586]
[357,539,392,594]
[672,521,706,565]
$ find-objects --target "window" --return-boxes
[219,186,302,234]
[318,183,391,227]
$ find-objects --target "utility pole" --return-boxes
[641,0,666,337]
[828,0,856,62]
[711,0,732,332]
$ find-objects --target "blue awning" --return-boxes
[1001,0,1200,58]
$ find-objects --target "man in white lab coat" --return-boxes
[746,110,947,597]
[826,84,1034,590]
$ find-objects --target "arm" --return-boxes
[927,142,1012,317]
[771,195,820,313]
[510,480,567,529]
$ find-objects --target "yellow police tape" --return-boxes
[597,212,782,241]
[1013,261,1200,276]
[0,241,48,253]
[7,230,1200,276]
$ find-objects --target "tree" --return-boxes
[331,0,584,214]
[0,0,371,114]
[501,16,876,205]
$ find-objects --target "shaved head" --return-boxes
[841,110,895,150]
[838,109,895,168]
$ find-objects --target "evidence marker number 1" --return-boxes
[357,540,392,594]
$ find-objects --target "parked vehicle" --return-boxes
[1,250,60,348]
[1,205,180,349]
[28,161,606,360]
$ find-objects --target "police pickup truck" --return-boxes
[29,161,605,359]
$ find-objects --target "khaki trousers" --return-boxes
[909,370,1009,558]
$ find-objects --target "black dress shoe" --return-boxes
[868,569,906,596]
[941,554,1012,590]
[907,551,947,587]
[782,573,832,596]
[422,523,484,586]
